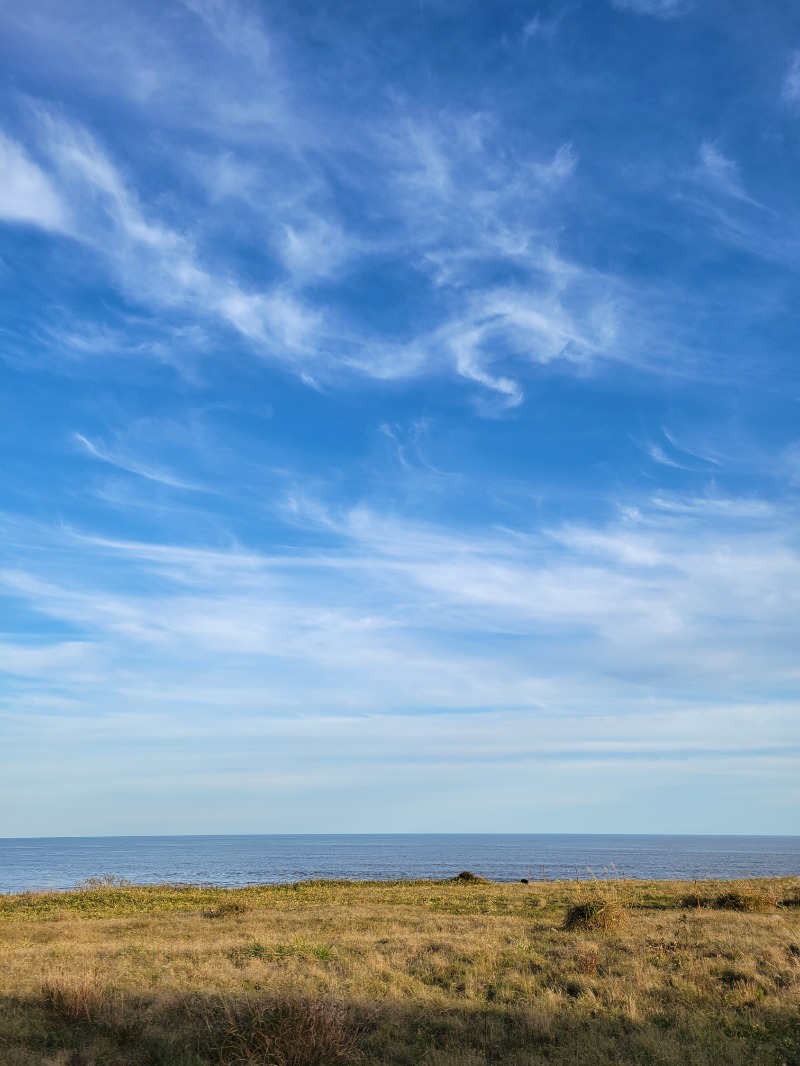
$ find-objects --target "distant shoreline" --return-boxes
[3,832,798,893]
[3,872,800,903]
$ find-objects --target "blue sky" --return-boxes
[1,0,799,836]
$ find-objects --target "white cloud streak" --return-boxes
[5,106,610,401]
[73,433,205,490]
[0,0,632,408]
[611,0,689,17]
[41,115,325,354]
[696,143,755,204]
[179,0,272,61]
[2,477,798,832]
[3,488,799,727]
[781,52,800,108]
[0,131,68,231]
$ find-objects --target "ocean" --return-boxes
[1,834,799,893]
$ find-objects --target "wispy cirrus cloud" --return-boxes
[693,142,769,211]
[0,131,68,231]
[0,102,618,403]
[781,51,800,108]
[0,0,633,407]
[179,0,272,61]
[643,429,727,473]
[611,0,689,17]
[0,0,793,416]
[72,432,205,491]
[663,140,800,277]
[5,112,329,368]
[1,469,798,832]
[6,481,799,713]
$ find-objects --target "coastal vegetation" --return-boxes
[1,876,799,1064]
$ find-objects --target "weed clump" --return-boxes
[563,900,626,932]
[713,890,773,913]
[41,972,106,1024]
[230,939,336,965]
[204,898,251,918]
[681,892,711,910]
[75,874,132,890]
[190,994,358,1065]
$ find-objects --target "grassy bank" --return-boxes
[1,876,799,1064]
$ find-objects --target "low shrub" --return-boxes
[563,900,626,932]
[713,890,773,913]
[452,871,489,883]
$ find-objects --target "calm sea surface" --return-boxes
[1,835,799,893]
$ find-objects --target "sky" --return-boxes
[1,0,799,837]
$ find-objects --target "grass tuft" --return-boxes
[74,874,132,890]
[203,899,252,919]
[189,994,359,1065]
[40,972,107,1025]
[562,899,626,932]
[713,890,773,912]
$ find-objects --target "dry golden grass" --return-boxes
[562,898,626,931]
[0,877,799,1064]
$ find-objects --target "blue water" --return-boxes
[1,835,799,893]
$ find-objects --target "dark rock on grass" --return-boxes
[452,871,490,884]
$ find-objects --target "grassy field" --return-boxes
[1,875,799,1065]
